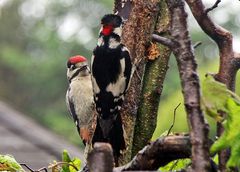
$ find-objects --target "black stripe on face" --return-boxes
[69,65,88,83]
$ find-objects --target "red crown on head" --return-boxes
[68,55,87,64]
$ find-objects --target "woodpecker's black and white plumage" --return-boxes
[66,55,95,145]
[91,14,132,162]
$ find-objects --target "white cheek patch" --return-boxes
[109,38,120,49]
[113,27,122,36]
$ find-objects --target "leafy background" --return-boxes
[0,0,240,150]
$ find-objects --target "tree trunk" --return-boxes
[114,0,160,165]
[132,0,171,157]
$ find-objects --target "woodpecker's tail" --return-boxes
[92,115,125,165]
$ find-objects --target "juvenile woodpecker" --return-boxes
[66,55,95,145]
[91,14,132,162]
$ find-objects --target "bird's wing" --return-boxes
[66,88,80,133]
[121,46,132,93]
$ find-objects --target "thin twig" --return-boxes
[167,103,181,136]
[205,0,221,13]
[20,163,35,172]
[193,41,202,49]
[37,167,48,172]
[49,162,79,171]
[21,163,49,172]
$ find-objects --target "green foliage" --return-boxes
[159,159,191,171]
[202,75,240,168]
[201,75,240,121]
[211,99,240,168]
[60,150,81,172]
[0,154,24,172]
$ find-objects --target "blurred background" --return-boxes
[0,0,239,150]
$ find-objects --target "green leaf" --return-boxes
[210,99,240,168]
[61,150,81,172]
[159,159,191,171]
[69,158,81,172]
[201,75,240,121]
[62,150,71,172]
[0,154,25,172]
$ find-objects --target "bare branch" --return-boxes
[205,0,221,13]
[115,135,191,171]
[186,0,240,170]
[185,0,238,90]
[166,0,211,171]
[152,34,175,48]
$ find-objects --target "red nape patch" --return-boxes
[69,55,86,64]
[102,25,113,36]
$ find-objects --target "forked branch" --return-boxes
[185,0,240,170]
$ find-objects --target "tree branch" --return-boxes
[87,143,114,172]
[114,135,191,171]
[185,0,240,170]
[132,0,171,157]
[205,0,221,13]
[116,0,160,165]
[185,0,240,90]
[152,34,174,48]
[165,0,211,171]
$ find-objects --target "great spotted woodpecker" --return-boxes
[91,14,132,163]
[66,55,95,146]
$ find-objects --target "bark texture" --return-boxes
[87,143,114,172]
[132,0,171,157]
[114,0,160,165]
[115,135,190,171]
[185,0,240,171]
[167,1,211,171]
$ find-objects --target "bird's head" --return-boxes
[67,55,90,82]
[100,14,123,37]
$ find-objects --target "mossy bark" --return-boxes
[131,1,171,157]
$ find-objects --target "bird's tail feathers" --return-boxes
[92,115,125,165]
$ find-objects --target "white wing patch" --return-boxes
[106,58,126,96]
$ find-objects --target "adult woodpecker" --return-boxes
[91,14,132,162]
[66,55,95,145]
